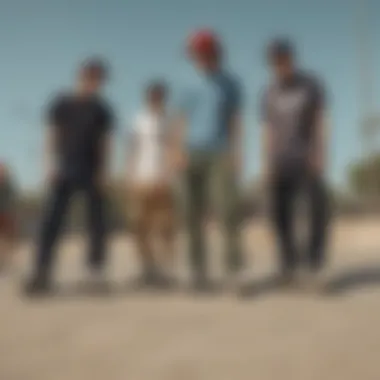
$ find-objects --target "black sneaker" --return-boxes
[276,269,299,289]
[190,274,214,294]
[130,270,160,290]
[82,267,110,294]
[154,272,178,290]
[23,273,52,296]
[301,268,326,294]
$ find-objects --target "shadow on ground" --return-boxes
[239,274,283,299]
[20,278,226,301]
[324,263,380,295]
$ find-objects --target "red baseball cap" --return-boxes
[187,29,221,58]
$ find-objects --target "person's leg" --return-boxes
[155,186,177,277]
[183,159,208,283]
[29,179,72,287]
[85,183,107,271]
[307,175,329,271]
[135,189,158,281]
[270,173,298,275]
[210,155,243,275]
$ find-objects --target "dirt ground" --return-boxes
[1,218,380,380]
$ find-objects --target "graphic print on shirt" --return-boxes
[129,111,169,185]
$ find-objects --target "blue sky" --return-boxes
[0,0,379,190]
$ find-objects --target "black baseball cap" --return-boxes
[267,38,295,61]
[80,57,109,80]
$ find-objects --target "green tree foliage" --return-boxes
[348,154,380,196]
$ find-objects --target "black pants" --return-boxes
[34,177,107,277]
[270,171,329,272]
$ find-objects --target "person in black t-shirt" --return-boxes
[25,58,114,295]
[261,38,329,290]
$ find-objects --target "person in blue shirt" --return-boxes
[173,29,244,290]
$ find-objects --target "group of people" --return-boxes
[0,29,330,295]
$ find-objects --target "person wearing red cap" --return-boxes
[172,29,244,290]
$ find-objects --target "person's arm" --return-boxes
[169,112,188,172]
[311,110,328,176]
[97,103,115,189]
[227,80,244,173]
[99,133,113,186]
[125,122,137,186]
[228,113,242,172]
[169,89,190,172]
[259,89,273,185]
[261,122,273,182]
[44,96,62,184]
[310,80,328,176]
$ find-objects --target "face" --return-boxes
[269,54,294,81]
[190,51,216,73]
[79,68,105,94]
[148,89,166,109]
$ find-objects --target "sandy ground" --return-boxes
[1,218,380,380]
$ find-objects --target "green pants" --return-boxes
[182,152,243,277]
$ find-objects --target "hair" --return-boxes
[145,80,168,100]
[267,38,295,61]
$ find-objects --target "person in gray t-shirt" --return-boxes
[261,38,329,287]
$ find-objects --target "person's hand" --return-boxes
[229,153,242,175]
[309,154,324,177]
[96,173,109,193]
[259,167,272,190]
[45,166,58,186]
[170,150,188,172]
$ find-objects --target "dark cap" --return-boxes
[267,38,295,60]
[80,57,109,80]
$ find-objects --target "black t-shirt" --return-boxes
[261,71,325,172]
[47,93,114,180]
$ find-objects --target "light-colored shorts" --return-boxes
[127,183,176,229]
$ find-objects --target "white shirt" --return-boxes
[128,109,170,185]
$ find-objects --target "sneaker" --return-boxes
[130,269,160,290]
[301,269,326,294]
[275,269,299,289]
[83,267,109,293]
[190,274,214,294]
[154,272,178,290]
[225,269,249,294]
[23,273,52,296]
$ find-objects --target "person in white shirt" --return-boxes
[126,81,176,286]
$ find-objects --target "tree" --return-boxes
[348,153,380,197]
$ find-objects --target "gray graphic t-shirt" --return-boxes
[261,71,325,173]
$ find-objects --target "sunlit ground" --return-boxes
[1,218,380,380]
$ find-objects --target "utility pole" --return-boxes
[356,0,379,156]
[355,0,380,198]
